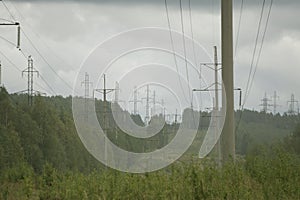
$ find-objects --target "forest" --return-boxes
[0,86,299,199]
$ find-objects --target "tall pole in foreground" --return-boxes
[221,0,235,162]
[0,61,2,86]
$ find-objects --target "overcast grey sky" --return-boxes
[0,0,299,115]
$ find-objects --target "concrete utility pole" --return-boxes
[94,74,116,166]
[22,56,39,106]
[221,0,235,162]
[213,46,222,167]
[0,61,2,86]
[94,74,116,131]
[214,46,219,111]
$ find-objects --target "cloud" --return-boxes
[1,0,299,113]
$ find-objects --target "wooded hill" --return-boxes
[0,86,299,173]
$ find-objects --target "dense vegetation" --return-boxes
[0,86,299,199]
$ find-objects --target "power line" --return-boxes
[0,48,56,96]
[20,28,79,95]
[164,0,189,103]
[7,0,76,70]
[34,81,52,96]
[39,74,57,96]
[0,34,15,46]
[0,17,14,23]
[235,0,273,134]
[243,0,266,105]
[234,0,244,58]
[247,0,273,98]
[179,0,192,105]
[236,0,266,134]
[18,48,28,59]
[0,1,21,49]
[1,0,16,21]
[0,49,22,72]
[2,1,78,95]
[187,0,198,68]
[1,1,57,96]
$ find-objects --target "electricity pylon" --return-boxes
[94,74,116,132]
[93,74,116,168]
[21,55,39,106]
[193,46,222,166]
[81,72,92,121]
[141,85,153,125]
[287,94,299,115]
[272,91,280,114]
[129,86,142,115]
[260,92,272,113]
[81,72,92,99]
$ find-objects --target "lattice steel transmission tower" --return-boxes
[260,92,272,113]
[272,91,280,114]
[287,94,299,115]
[129,86,142,115]
[142,85,152,125]
[81,72,92,121]
[81,72,92,99]
[22,56,39,106]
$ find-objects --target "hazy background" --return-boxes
[0,0,299,115]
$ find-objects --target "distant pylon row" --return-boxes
[81,73,184,124]
[260,91,299,115]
